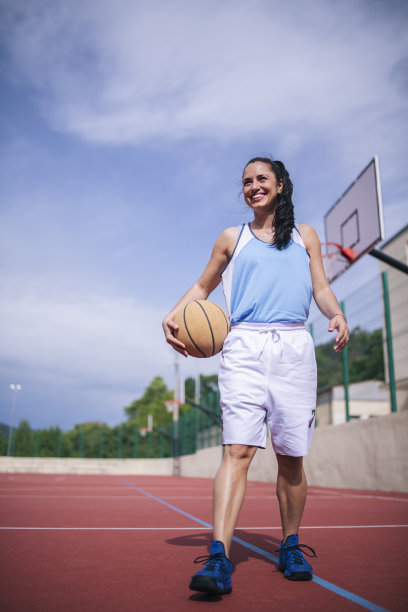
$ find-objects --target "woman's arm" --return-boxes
[299,224,349,352]
[162,227,237,356]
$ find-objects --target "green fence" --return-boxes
[308,274,395,423]
[2,392,222,459]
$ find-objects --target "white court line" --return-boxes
[0,494,378,501]
[1,524,407,531]
[325,493,408,503]
[1,490,407,502]
[0,489,137,492]
[0,493,306,500]
[1,493,407,502]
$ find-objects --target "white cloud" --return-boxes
[1,0,407,429]
[0,288,163,387]
[2,0,407,166]
[0,282,221,427]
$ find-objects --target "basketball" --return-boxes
[174,300,230,358]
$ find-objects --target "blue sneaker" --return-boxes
[277,534,317,581]
[189,540,233,594]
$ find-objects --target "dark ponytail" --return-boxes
[244,157,295,249]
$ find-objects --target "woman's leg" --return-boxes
[212,444,257,556]
[275,454,307,541]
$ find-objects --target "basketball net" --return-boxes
[165,399,182,422]
[165,399,182,412]
[321,242,355,282]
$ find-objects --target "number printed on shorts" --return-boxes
[308,409,316,428]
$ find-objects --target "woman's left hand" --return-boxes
[328,314,350,352]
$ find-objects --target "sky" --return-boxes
[1,0,407,431]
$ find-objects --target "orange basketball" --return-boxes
[174,300,230,358]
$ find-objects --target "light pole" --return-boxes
[7,384,22,457]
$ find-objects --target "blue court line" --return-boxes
[115,478,389,612]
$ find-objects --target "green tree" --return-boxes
[185,377,195,401]
[124,376,173,428]
[185,374,218,404]
[60,430,75,457]
[0,430,7,455]
[60,422,108,458]
[62,425,86,458]
[14,420,35,456]
[348,328,385,383]
[37,426,62,457]
[315,327,385,389]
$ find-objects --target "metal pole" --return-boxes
[195,402,200,452]
[179,416,183,456]
[190,411,194,454]
[7,384,22,456]
[117,426,123,458]
[381,271,397,413]
[34,430,40,457]
[147,431,152,458]
[78,426,84,458]
[208,393,214,446]
[99,428,104,458]
[370,249,408,274]
[57,430,62,458]
[194,372,200,453]
[195,369,200,405]
[173,354,180,475]
[133,427,139,458]
[340,301,350,422]
[160,428,165,458]
[11,430,16,457]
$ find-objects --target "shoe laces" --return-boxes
[193,553,227,571]
[276,543,318,563]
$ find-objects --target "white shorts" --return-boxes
[218,322,317,457]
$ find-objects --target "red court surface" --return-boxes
[0,474,407,611]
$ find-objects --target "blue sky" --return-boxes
[1,0,407,430]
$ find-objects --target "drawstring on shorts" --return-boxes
[231,321,306,360]
[258,328,283,359]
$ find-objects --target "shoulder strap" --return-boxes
[292,226,306,249]
[221,223,254,316]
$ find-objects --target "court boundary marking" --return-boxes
[1,491,407,503]
[1,485,407,501]
[1,524,407,531]
[114,478,389,612]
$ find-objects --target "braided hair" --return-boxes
[243,156,295,250]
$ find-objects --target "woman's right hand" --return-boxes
[161,228,235,359]
[162,317,188,357]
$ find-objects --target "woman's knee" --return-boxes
[224,444,257,462]
[276,454,304,478]
[276,454,303,470]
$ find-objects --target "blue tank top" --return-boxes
[222,223,313,325]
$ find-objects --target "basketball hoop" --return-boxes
[321,242,355,262]
[321,242,355,285]
[165,400,182,413]
[139,414,153,436]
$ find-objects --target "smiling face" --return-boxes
[242,161,283,212]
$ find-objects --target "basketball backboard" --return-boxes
[324,156,384,283]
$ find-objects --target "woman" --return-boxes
[162,157,349,594]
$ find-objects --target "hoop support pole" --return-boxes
[370,249,408,274]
